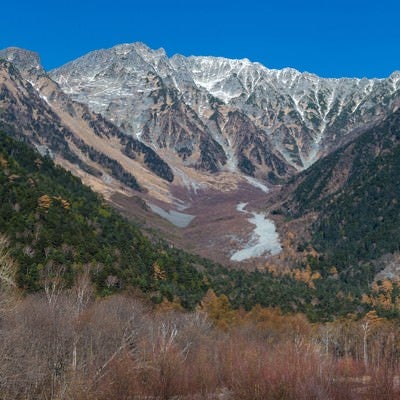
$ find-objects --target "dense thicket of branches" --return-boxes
[1,287,400,400]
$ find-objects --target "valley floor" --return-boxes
[111,175,283,265]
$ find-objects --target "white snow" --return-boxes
[389,73,400,92]
[193,76,240,104]
[148,203,195,228]
[190,58,246,104]
[102,174,113,184]
[115,47,132,56]
[236,202,247,212]
[292,95,306,122]
[230,202,281,261]
[206,133,237,172]
[172,76,181,92]
[39,93,50,105]
[51,45,391,184]
[244,176,269,193]
[173,167,207,194]
[34,144,54,158]
[26,79,51,106]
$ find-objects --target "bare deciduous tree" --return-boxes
[0,234,18,313]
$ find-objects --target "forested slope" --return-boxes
[283,110,400,267]
[3,129,400,320]
[0,131,209,307]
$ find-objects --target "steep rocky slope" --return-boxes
[0,48,174,201]
[50,42,400,179]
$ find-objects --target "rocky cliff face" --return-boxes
[0,48,174,199]
[50,42,400,180]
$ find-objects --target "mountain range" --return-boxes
[50,42,400,175]
[1,42,400,272]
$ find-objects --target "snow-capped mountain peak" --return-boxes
[49,43,400,179]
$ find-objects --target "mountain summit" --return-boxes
[0,47,45,76]
[50,42,400,178]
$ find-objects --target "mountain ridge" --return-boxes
[2,43,400,268]
[0,50,175,193]
[49,42,400,177]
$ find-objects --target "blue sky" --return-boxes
[1,0,399,78]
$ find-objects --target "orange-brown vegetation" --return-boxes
[362,279,400,312]
[261,228,321,279]
[1,281,400,400]
[38,194,71,210]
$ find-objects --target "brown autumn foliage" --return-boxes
[0,241,399,400]
[1,280,400,400]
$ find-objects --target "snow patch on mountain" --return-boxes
[148,203,195,228]
[230,202,281,261]
[173,167,208,194]
[244,177,269,193]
